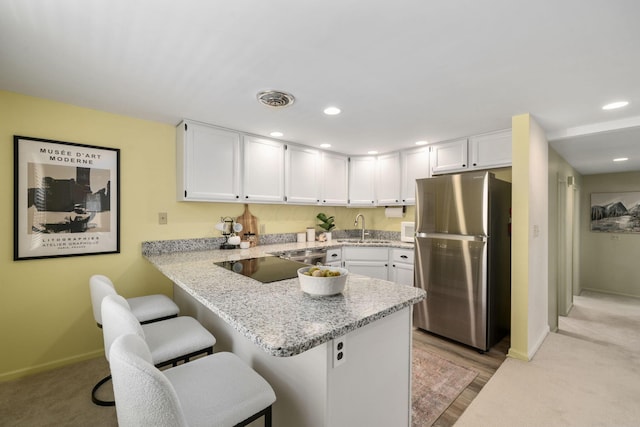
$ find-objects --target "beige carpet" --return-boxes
[0,356,118,427]
[455,290,640,427]
[412,347,477,427]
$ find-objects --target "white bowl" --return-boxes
[297,266,348,296]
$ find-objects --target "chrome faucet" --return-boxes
[354,214,366,241]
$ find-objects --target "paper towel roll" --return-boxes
[385,207,404,218]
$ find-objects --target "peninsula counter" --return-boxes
[144,241,425,426]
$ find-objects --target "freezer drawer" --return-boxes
[413,236,488,350]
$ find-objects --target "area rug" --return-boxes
[412,347,478,426]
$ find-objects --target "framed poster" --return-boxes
[590,191,640,233]
[14,136,120,260]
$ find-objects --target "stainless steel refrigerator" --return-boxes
[413,171,511,352]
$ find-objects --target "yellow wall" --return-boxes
[509,114,531,360]
[0,91,414,380]
[509,113,550,361]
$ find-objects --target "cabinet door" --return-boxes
[376,152,402,205]
[177,120,241,201]
[348,156,377,206]
[243,136,285,203]
[389,263,414,286]
[469,130,512,169]
[344,260,389,281]
[320,152,348,205]
[401,147,430,204]
[285,145,320,204]
[430,138,468,175]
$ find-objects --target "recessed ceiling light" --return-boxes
[602,101,629,110]
[270,131,283,137]
[320,143,331,148]
[613,157,628,162]
[324,107,341,115]
[367,151,378,155]
[415,140,428,146]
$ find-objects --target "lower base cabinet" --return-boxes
[344,260,389,280]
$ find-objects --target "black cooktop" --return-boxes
[214,256,308,283]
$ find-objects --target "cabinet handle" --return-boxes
[331,254,338,258]
[400,255,408,259]
[245,196,249,199]
[236,195,239,199]
[392,264,396,267]
[473,163,477,166]
[462,164,466,167]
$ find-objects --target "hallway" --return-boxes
[455,290,640,426]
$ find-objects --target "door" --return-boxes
[344,260,388,280]
[415,172,489,236]
[414,236,488,350]
[243,136,285,202]
[285,145,320,204]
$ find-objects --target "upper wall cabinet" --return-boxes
[177,120,241,202]
[468,129,512,170]
[401,146,430,204]
[348,156,377,206]
[285,144,320,204]
[429,138,469,175]
[320,151,349,205]
[376,152,402,205]
[243,136,285,203]
[430,130,512,175]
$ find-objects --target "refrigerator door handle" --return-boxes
[416,232,487,242]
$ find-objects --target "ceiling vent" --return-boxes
[257,90,295,108]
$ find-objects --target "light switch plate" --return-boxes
[158,212,168,225]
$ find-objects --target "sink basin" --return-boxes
[336,239,391,244]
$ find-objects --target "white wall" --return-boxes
[548,148,582,329]
[526,118,550,357]
[580,171,640,298]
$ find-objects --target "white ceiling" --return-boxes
[2,0,640,175]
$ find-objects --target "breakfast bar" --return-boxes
[144,240,425,427]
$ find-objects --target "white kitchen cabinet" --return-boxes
[242,136,285,203]
[401,146,430,204]
[348,156,377,206]
[469,129,512,170]
[389,248,414,286]
[320,152,349,205]
[176,120,242,202]
[325,247,343,267]
[285,144,320,204]
[376,152,402,205]
[430,130,512,175]
[429,138,469,175]
[343,246,389,280]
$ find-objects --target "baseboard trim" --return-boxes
[580,287,640,300]
[0,349,104,383]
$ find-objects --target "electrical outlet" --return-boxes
[158,212,168,225]
[259,224,266,234]
[333,336,346,367]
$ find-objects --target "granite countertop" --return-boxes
[144,240,424,357]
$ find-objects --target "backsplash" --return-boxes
[141,229,402,255]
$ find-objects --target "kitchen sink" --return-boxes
[336,239,391,244]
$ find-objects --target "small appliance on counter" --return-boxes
[216,216,243,249]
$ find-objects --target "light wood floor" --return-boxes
[412,328,509,427]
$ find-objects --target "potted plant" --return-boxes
[316,213,335,241]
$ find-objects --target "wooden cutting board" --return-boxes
[236,204,259,246]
